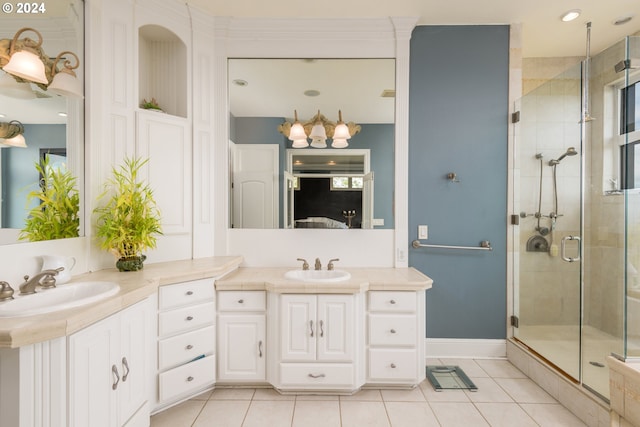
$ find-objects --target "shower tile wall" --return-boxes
[517,60,582,327]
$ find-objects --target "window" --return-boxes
[331,176,363,190]
[619,78,640,189]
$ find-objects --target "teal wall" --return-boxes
[408,26,509,339]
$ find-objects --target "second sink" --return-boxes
[284,269,351,283]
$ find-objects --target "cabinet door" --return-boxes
[218,314,266,381]
[118,299,152,425]
[281,295,317,362]
[68,315,119,427]
[317,295,354,362]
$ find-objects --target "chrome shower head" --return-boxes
[549,147,577,165]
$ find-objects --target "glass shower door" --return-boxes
[512,63,583,381]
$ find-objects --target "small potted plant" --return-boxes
[20,155,80,241]
[94,157,162,271]
[140,97,163,112]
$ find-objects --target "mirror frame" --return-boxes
[213,17,416,267]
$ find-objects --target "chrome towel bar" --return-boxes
[412,240,492,251]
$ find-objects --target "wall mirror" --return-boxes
[228,58,395,230]
[0,0,84,244]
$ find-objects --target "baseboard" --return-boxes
[425,338,507,359]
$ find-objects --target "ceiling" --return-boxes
[188,0,640,58]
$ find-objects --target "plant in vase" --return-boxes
[20,155,80,241]
[94,157,162,271]
[140,97,163,112]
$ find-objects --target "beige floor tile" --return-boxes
[150,400,205,427]
[520,403,588,426]
[380,387,426,402]
[242,401,295,427]
[494,378,557,404]
[252,387,295,400]
[340,401,391,427]
[420,379,471,402]
[475,359,527,379]
[295,394,339,400]
[190,388,214,401]
[463,377,513,403]
[192,400,250,427]
[385,401,440,427]
[340,388,383,401]
[209,388,256,400]
[475,402,539,427]
[429,402,490,426]
[292,400,341,427]
[437,358,490,378]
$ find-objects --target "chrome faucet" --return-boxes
[327,258,340,270]
[0,282,15,301]
[19,267,64,295]
[297,258,310,270]
[315,258,322,270]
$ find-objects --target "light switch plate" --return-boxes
[418,225,428,239]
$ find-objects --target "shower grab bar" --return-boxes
[412,240,492,251]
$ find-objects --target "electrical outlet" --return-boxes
[418,225,428,239]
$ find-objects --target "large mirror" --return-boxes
[228,58,395,230]
[0,0,84,244]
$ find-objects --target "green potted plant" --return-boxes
[140,97,163,112]
[94,157,162,271]
[20,155,80,241]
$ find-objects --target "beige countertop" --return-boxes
[216,267,433,294]
[0,256,243,349]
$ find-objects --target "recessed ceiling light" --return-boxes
[304,89,320,97]
[614,15,634,25]
[58,112,68,117]
[561,9,581,22]
[232,79,248,87]
[0,114,5,118]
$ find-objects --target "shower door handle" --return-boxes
[561,235,581,262]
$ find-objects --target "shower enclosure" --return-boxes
[512,35,640,400]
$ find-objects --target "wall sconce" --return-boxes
[278,110,361,149]
[0,120,27,148]
[0,27,83,99]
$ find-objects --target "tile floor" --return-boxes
[150,358,588,427]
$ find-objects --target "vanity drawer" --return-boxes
[368,314,417,346]
[159,278,215,310]
[159,354,216,402]
[158,325,215,370]
[368,291,416,313]
[368,348,417,381]
[218,291,266,312]
[279,363,354,387]
[159,302,215,337]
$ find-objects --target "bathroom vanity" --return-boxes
[0,259,431,426]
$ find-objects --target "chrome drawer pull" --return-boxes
[310,320,314,337]
[238,299,244,304]
[390,300,396,304]
[186,316,194,321]
[186,344,194,350]
[308,373,326,379]
[187,376,194,382]
[258,340,263,358]
[319,320,324,337]
[186,291,194,296]
[390,363,397,369]
[122,357,130,382]
[112,365,120,390]
[390,329,396,334]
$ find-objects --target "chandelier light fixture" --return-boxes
[0,27,83,99]
[0,120,27,148]
[278,110,361,149]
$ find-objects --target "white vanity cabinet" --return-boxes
[155,278,216,409]
[68,298,153,427]
[217,291,267,382]
[366,290,426,385]
[272,293,364,391]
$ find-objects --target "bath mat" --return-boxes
[426,365,478,392]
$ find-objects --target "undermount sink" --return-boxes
[284,269,351,283]
[0,281,120,317]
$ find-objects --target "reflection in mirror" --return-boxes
[228,58,395,230]
[0,0,84,244]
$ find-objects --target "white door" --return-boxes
[317,295,354,362]
[281,295,317,362]
[218,314,266,381]
[283,171,296,229]
[231,144,279,228]
[362,172,374,229]
[68,315,119,427]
